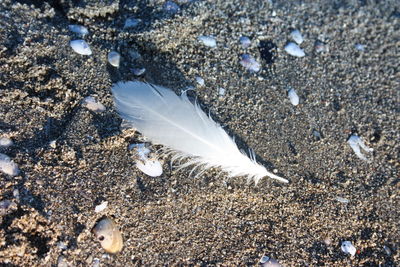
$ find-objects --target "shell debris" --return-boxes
[95,201,108,213]
[290,29,303,44]
[70,40,92,55]
[130,143,163,177]
[195,76,205,86]
[347,135,373,161]
[239,54,261,73]
[259,255,283,267]
[68,25,89,36]
[0,137,13,148]
[239,36,251,48]
[108,51,120,67]
[198,35,217,48]
[131,67,146,76]
[92,218,123,254]
[83,96,106,112]
[0,153,19,176]
[288,88,299,106]
[341,241,356,256]
[284,42,305,57]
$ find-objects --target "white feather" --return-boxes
[112,81,288,184]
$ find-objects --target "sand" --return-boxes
[0,0,399,266]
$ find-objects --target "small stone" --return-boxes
[70,40,92,55]
[336,196,350,203]
[355,44,365,51]
[284,42,305,57]
[95,201,108,213]
[49,140,57,148]
[108,51,120,67]
[83,96,106,112]
[290,29,303,44]
[198,35,217,48]
[218,87,225,97]
[315,40,329,53]
[341,241,356,256]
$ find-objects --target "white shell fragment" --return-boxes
[355,44,365,51]
[341,241,357,256]
[239,54,261,72]
[218,87,225,97]
[259,255,283,267]
[130,144,163,177]
[83,96,106,112]
[195,76,205,86]
[95,201,108,213]
[0,153,19,176]
[347,135,373,161]
[239,36,251,48]
[336,196,350,203]
[136,159,163,177]
[124,18,141,29]
[68,25,89,36]
[288,88,299,106]
[163,1,180,14]
[290,29,303,44]
[131,67,146,76]
[0,137,13,148]
[198,35,217,48]
[284,42,305,57]
[92,218,123,254]
[70,40,92,55]
[108,51,120,67]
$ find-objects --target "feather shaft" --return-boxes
[112,81,288,184]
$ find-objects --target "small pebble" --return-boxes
[92,258,100,267]
[83,96,106,112]
[284,42,305,57]
[124,18,141,29]
[198,35,217,48]
[95,201,108,213]
[92,218,123,254]
[290,29,304,44]
[195,76,205,86]
[239,54,261,72]
[347,135,373,161]
[68,25,89,36]
[0,153,19,176]
[239,36,251,48]
[259,255,282,267]
[163,1,180,14]
[57,256,69,267]
[0,137,13,148]
[355,43,365,51]
[218,87,225,97]
[70,40,92,55]
[288,88,299,106]
[108,51,120,67]
[341,241,356,256]
[131,67,146,76]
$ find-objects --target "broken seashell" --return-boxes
[69,25,89,36]
[92,218,123,254]
[198,35,217,48]
[284,42,305,57]
[0,137,13,148]
[341,240,356,256]
[0,153,19,176]
[136,159,163,177]
[290,29,303,45]
[108,51,120,67]
[70,40,92,55]
[347,135,373,161]
[288,88,299,106]
[83,96,106,112]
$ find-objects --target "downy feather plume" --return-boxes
[112,81,288,184]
